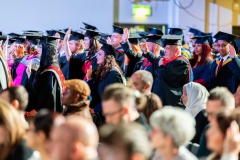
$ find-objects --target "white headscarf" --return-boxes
[184,82,209,117]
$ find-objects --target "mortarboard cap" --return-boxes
[213,31,238,43]
[22,30,43,33]
[23,32,43,39]
[82,29,101,40]
[129,33,142,45]
[82,22,98,31]
[148,27,163,36]
[168,27,184,36]
[42,36,60,46]
[100,43,116,57]
[187,27,202,36]
[191,36,209,44]
[113,25,124,34]
[0,36,6,41]
[99,33,111,44]
[5,39,16,45]
[67,30,84,41]
[143,35,162,46]
[0,31,6,37]
[14,37,26,44]
[161,35,182,46]
[8,33,22,39]
[53,30,66,40]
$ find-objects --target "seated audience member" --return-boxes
[130,70,162,123]
[48,116,98,160]
[62,79,92,120]
[26,109,65,160]
[182,82,209,143]
[0,86,29,128]
[206,108,240,160]
[234,84,240,107]
[102,83,150,130]
[197,87,236,158]
[0,97,40,160]
[150,106,198,160]
[99,122,152,160]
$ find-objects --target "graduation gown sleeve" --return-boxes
[32,71,63,112]
[69,53,86,80]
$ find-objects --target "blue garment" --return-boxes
[192,60,212,85]
[59,55,69,80]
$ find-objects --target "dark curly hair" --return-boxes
[86,38,101,59]
[95,54,123,81]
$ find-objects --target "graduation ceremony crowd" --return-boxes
[1,22,240,160]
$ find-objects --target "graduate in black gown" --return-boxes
[209,31,240,93]
[140,35,191,108]
[62,29,85,80]
[68,29,101,80]
[147,27,165,56]
[87,43,124,114]
[26,36,66,116]
[189,36,213,87]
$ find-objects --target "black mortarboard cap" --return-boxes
[148,27,163,36]
[53,30,66,40]
[82,29,101,40]
[0,31,6,37]
[82,22,98,31]
[67,30,84,41]
[144,35,162,45]
[42,36,60,46]
[113,25,124,34]
[161,35,182,46]
[213,31,238,43]
[46,30,55,36]
[168,27,184,36]
[22,30,43,33]
[191,36,209,44]
[23,32,43,39]
[6,39,16,45]
[100,43,116,57]
[129,33,142,45]
[28,37,42,46]
[14,37,26,44]
[8,33,22,38]
[187,27,202,36]
[99,33,111,44]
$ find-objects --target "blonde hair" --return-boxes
[0,98,26,160]
[75,39,85,53]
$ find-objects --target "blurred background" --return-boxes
[1,0,240,38]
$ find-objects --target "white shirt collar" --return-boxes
[219,54,229,62]
[59,51,65,57]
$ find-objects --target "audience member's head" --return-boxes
[206,87,235,122]
[26,109,65,159]
[130,70,153,95]
[182,82,209,117]
[62,80,92,119]
[0,97,26,160]
[102,84,140,124]
[99,122,152,160]
[149,106,195,157]
[48,116,98,160]
[234,84,240,108]
[0,86,28,112]
[206,108,240,159]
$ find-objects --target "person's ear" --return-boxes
[37,130,47,142]
[11,99,19,110]
[74,94,80,102]
[131,153,146,160]
[123,106,129,115]
[145,83,151,91]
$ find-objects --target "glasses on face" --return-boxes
[111,35,121,39]
[103,108,123,117]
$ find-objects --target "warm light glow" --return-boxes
[233,2,240,11]
[133,5,151,16]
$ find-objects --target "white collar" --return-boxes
[219,54,229,62]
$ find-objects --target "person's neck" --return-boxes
[114,44,121,49]
[19,111,28,128]
[144,90,151,95]
[84,146,98,160]
[197,55,201,62]
[126,109,140,122]
[220,53,228,58]
[158,145,179,160]
[38,147,51,160]
[59,48,65,53]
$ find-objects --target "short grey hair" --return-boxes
[133,70,153,89]
[150,106,196,147]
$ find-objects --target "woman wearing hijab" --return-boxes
[181,82,209,143]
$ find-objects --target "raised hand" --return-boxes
[122,28,130,43]
[64,28,71,41]
[228,44,236,58]
[158,58,164,66]
[139,42,149,54]
[106,37,112,45]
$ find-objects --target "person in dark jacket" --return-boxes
[87,43,124,114]
[140,35,191,108]
[209,31,240,93]
[62,79,92,120]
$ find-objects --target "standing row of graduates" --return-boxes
[0,23,240,120]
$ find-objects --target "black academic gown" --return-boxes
[0,56,9,92]
[59,54,69,80]
[209,56,240,93]
[88,68,123,112]
[30,63,63,112]
[115,47,126,72]
[121,41,144,77]
[144,52,190,108]
[69,52,98,80]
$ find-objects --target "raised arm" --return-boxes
[64,28,72,61]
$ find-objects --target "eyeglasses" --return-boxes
[111,35,121,39]
[103,108,123,117]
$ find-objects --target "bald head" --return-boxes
[49,116,99,160]
[130,70,153,94]
[65,116,99,147]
